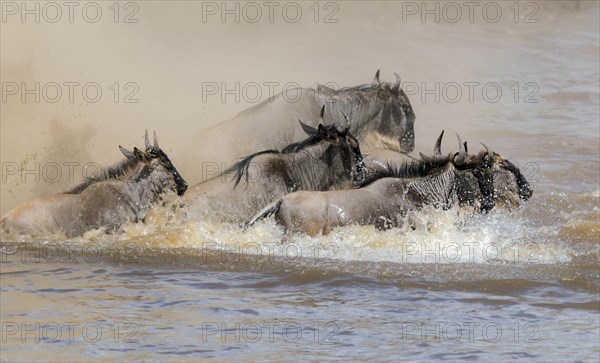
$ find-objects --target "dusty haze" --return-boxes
[1,1,597,214]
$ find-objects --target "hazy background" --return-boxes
[1,0,598,214]
[1,3,599,361]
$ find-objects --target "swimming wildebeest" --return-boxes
[1,131,188,238]
[180,70,415,185]
[182,108,365,224]
[245,132,533,236]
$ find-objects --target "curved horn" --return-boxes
[145,129,151,150]
[153,131,159,150]
[298,119,317,135]
[392,72,401,92]
[420,152,434,163]
[133,147,145,160]
[455,133,466,165]
[119,145,135,159]
[371,69,381,86]
[481,142,492,158]
[434,130,444,156]
[340,110,351,131]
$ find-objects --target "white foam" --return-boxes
[0,201,572,265]
[105,205,572,265]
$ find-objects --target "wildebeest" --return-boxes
[244,132,533,236]
[1,131,188,238]
[182,108,365,224]
[180,70,415,185]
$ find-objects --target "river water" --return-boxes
[1,1,598,361]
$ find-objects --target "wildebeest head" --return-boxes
[324,70,416,154]
[372,71,416,153]
[446,133,533,211]
[120,131,188,196]
[296,107,366,184]
[360,131,533,213]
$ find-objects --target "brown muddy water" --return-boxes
[1,1,599,361]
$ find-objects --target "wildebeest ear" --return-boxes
[119,145,135,159]
[298,119,317,136]
[420,152,434,163]
[133,147,146,160]
[371,69,381,86]
[392,73,401,92]
[317,124,328,137]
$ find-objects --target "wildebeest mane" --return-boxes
[232,83,379,119]
[229,128,334,188]
[318,84,381,111]
[354,156,452,188]
[317,83,378,95]
[65,156,141,194]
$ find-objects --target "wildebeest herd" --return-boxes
[1,71,532,238]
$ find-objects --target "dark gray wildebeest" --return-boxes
[245,131,533,236]
[1,131,188,238]
[182,108,366,224]
[181,70,415,185]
